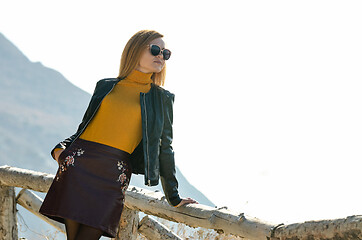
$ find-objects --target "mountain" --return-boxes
[0,32,214,240]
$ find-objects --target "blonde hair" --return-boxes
[117,30,166,86]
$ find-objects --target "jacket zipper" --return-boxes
[142,92,151,186]
[66,83,117,150]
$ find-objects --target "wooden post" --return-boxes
[138,215,182,240]
[113,207,139,240]
[16,188,66,233]
[0,184,18,240]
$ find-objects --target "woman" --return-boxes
[39,30,197,240]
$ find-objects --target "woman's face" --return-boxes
[136,38,166,73]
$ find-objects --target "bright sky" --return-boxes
[1,0,361,224]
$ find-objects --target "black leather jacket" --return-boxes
[51,78,181,206]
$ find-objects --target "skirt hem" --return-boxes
[40,209,117,238]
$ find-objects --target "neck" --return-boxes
[125,69,153,84]
[135,66,153,74]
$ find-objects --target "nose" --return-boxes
[156,52,164,60]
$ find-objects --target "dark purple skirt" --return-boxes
[39,138,132,238]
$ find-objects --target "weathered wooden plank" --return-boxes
[124,186,274,239]
[270,215,362,240]
[138,215,182,240]
[0,165,54,193]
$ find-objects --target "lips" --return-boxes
[154,60,162,64]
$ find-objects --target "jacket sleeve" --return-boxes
[50,80,102,160]
[159,92,182,207]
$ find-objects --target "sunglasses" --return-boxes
[149,44,171,60]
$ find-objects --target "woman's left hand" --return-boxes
[175,197,199,207]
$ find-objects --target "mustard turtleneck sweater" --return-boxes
[79,70,153,154]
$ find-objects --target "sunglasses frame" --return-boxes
[148,44,171,60]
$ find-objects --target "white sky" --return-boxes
[1,0,361,224]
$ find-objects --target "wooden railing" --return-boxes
[0,165,361,240]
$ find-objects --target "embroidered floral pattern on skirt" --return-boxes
[117,160,130,194]
[56,148,84,181]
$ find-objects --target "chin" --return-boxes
[152,67,163,73]
[150,63,164,73]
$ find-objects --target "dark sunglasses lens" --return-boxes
[150,45,161,56]
[163,49,171,60]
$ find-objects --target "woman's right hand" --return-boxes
[175,197,198,207]
[53,148,65,163]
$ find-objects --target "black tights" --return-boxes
[64,218,104,240]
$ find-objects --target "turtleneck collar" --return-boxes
[124,69,153,84]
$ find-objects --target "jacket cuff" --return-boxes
[169,195,182,207]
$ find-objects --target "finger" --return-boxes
[176,200,189,207]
